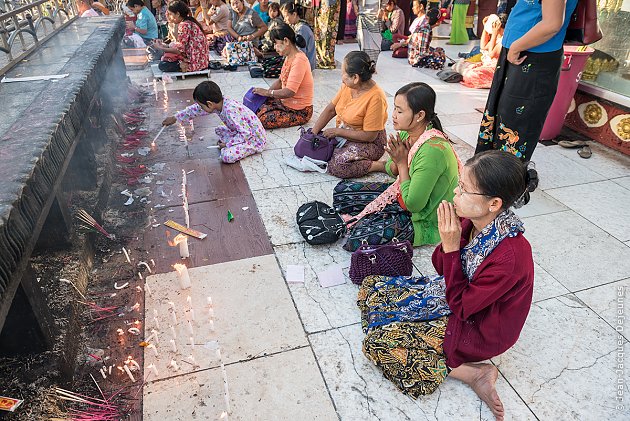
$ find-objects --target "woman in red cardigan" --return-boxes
[358,150,538,420]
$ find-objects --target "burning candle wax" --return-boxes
[123,365,136,382]
[170,339,177,353]
[148,363,159,377]
[173,263,191,289]
[147,344,159,357]
[150,329,159,344]
[170,359,179,371]
[208,307,214,317]
[207,296,213,306]
[172,234,189,258]
[187,320,194,335]
[189,336,194,346]
[170,326,177,339]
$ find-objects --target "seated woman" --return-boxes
[453,14,505,89]
[260,2,284,53]
[253,0,272,24]
[163,81,267,163]
[390,0,426,58]
[358,150,538,420]
[198,0,231,54]
[379,0,405,51]
[335,82,460,251]
[252,24,314,129]
[154,1,209,72]
[281,2,316,70]
[126,0,159,44]
[226,0,268,44]
[311,51,388,179]
[406,6,445,69]
[79,0,110,17]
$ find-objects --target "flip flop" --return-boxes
[558,140,587,148]
[578,145,592,159]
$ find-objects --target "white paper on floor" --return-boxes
[285,265,305,284]
[317,264,345,288]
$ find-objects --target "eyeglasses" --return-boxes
[456,181,488,197]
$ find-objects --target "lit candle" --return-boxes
[208,307,214,317]
[209,319,215,332]
[180,236,189,258]
[147,344,159,357]
[187,320,194,335]
[150,329,159,344]
[189,336,194,346]
[170,339,177,353]
[186,296,192,305]
[148,363,159,377]
[189,308,195,321]
[220,411,229,420]
[207,296,213,306]
[153,317,160,330]
[187,354,197,367]
[123,365,136,382]
[170,359,179,371]
[173,263,191,289]
[100,368,107,379]
[170,326,177,339]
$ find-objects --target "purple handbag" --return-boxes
[349,239,414,285]
[243,87,267,113]
[294,127,338,162]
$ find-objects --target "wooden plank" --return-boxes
[143,195,273,274]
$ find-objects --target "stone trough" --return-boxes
[0,16,126,376]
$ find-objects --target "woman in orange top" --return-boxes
[311,51,388,179]
[253,24,314,130]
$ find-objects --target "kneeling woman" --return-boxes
[312,51,388,179]
[154,1,209,72]
[358,150,538,420]
[253,24,314,130]
[336,82,460,251]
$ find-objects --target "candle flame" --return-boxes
[168,234,188,247]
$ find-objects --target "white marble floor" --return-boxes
[133,37,630,420]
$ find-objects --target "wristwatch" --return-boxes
[270,90,274,97]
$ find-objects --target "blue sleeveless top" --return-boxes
[502,0,579,53]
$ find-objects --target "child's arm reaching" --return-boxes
[162,104,209,126]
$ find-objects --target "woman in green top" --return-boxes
[334,82,461,252]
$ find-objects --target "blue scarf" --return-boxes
[460,210,525,281]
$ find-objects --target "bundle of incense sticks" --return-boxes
[76,209,115,240]
[54,386,123,420]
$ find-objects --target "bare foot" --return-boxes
[470,364,504,421]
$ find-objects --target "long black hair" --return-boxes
[168,0,204,31]
[269,23,306,48]
[344,51,376,82]
[466,151,539,209]
[280,1,302,15]
[395,82,443,132]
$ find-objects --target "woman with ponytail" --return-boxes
[358,151,537,420]
[155,0,209,72]
[334,82,460,251]
[252,24,314,129]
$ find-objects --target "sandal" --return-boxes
[558,140,587,148]
[578,145,592,159]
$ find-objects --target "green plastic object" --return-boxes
[227,210,234,222]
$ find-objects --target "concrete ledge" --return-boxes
[0,16,126,330]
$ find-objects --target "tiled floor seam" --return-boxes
[493,363,542,421]
[268,252,343,420]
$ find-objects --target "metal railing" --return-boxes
[0,0,79,76]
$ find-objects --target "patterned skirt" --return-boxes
[327,130,386,179]
[315,0,341,69]
[358,275,450,397]
[412,47,446,70]
[256,98,313,130]
[333,180,414,252]
[357,13,382,64]
[475,47,563,161]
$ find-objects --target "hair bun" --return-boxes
[525,162,538,194]
[368,60,377,74]
[295,34,306,48]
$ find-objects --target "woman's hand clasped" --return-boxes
[437,200,462,253]
[385,133,410,167]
